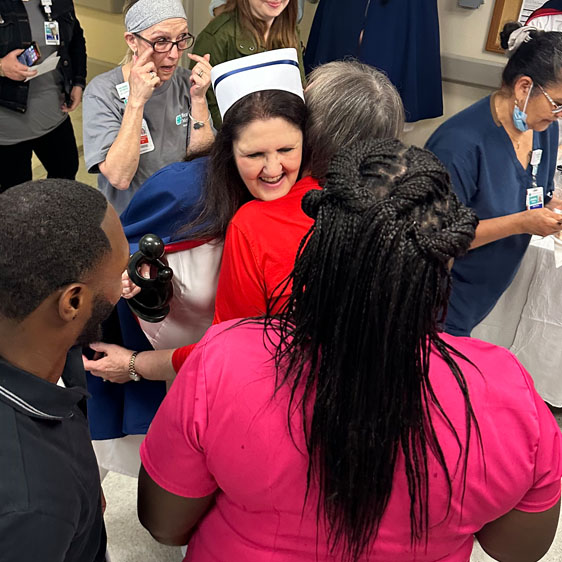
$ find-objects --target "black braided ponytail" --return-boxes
[268,138,480,561]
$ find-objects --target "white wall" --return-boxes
[438,0,505,64]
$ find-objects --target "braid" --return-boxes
[268,138,480,561]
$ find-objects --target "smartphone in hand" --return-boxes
[17,43,41,66]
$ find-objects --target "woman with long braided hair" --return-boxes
[138,139,562,561]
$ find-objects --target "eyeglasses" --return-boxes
[537,84,562,115]
[133,32,194,53]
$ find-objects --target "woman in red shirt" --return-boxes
[86,60,404,382]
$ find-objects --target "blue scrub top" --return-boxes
[426,95,558,336]
[86,158,209,440]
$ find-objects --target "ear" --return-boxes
[57,284,90,323]
[514,75,534,103]
[124,32,137,54]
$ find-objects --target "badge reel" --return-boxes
[526,149,545,211]
[127,234,174,323]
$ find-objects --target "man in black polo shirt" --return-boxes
[0,179,129,561]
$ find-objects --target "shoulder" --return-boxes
[194,321,278,387]
[428,97,493,145]
[435,333,539,406]
[0,402,31,514]
[84,67,122,99]
[198,12,237,37]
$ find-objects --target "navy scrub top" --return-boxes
[426,95,558,337]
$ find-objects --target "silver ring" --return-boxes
[197,69,204,78]
[149,71,156,78]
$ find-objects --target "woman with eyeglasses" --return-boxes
[426,21,562,338]
[82,0,214,214]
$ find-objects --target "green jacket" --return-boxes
[190,10,306,128]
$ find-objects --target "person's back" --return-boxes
[139,138,561,562]
[141,321,561,560]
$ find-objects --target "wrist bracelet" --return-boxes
[189,110,211,130]
[128,351,141,382]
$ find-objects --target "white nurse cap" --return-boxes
[211,48,304,120]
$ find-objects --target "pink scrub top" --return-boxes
[141,321,562,561]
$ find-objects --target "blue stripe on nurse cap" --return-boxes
[211,48,304,120]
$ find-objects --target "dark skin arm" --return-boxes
[476,500,560,562]
[137,465,216,546]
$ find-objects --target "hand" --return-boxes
[128,48,160,106]
[82,342,134,384]
[121,268,143,299]
[62,85,83,112]
[547,196,562,211]
[187,53,212,101]
[520,207,562,237]
[0,49,37,81]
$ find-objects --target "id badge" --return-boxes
[526,186,544,210]
[140,119,155,154]
[115,81,130,103]
[44,21,60,45]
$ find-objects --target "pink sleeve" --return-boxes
[213,221,266,324]
[140,337,218,498]
[515,366,562,513]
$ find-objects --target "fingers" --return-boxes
[139,262,151,278]
[188,52,212,68]
[135,47,153,66]
[122,284,141,299]
[89,342,110,354]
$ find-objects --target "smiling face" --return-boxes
[233,117,303,202]
[125,17,188,82]
[247,0,290,24]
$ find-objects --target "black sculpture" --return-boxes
[127,234,173,323]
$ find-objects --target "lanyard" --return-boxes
[530,148,543,188]
[40,0,53,22]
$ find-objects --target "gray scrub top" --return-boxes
[82,65,193,213]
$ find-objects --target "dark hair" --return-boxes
[304,60,404,180]
[185,90,307,240]
[500,21,562,90]
[0,179,111,321]
[222,0,299,51]
[268,139,480,561]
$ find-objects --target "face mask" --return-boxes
[513,84,533,132]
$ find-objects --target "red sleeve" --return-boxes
[171,222,266,374]
[213,221,266,324]
[172,343,196,373]
[515,366,562,513]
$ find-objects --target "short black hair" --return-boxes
[0,179,111,320]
